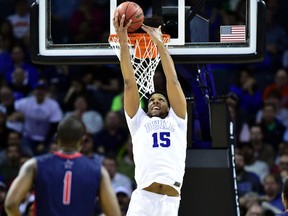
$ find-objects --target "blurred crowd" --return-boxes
[0,0,287,215]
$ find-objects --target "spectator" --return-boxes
[62,79,95,112]
[241,142,270,183]
[5,44,38,89]
[48,142,58,153]
[0,144,21,186]
[0,131,21,165]
[94,111,128,155]
[7,66,32,100]
[103,154,133,196]
[256,89,288,128]
[0,34,12,76]
[249,125,275,169]
[117,135,135,183]
[260,174,284,212]
[64,95,103,135]
[80,69,94,88]
[245,202,264,216]
[92,65,122,115]
[0,111,8,149]
[7,0,30,40]
[235,150,262,199]
[240,192,261,216]
[81,133,109,216]
[262,68,288,108]
[0,86,15,115]
[259,102,286,151]
[229,68,262,124]
[274,142,288,172]
[9,81,63,155]
[0,20,18,51]
[277,153,288,183]
[80,133,104,162]
[114,186,131,216]
[0,131,32,165]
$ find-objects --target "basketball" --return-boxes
[116,1,144,32]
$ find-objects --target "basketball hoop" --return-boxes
[109,33,170,99]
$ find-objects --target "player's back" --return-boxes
[34,152,101,216]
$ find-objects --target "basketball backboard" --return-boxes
[30,0,266,64]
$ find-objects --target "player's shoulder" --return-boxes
[35,153,57,163]
[81,155,103,167]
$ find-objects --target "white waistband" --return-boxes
[136,189,181,203]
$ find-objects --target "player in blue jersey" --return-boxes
[113,14,187,216]
[279,178,288,216]
[5,117,121,216]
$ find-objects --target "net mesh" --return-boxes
[109,33,170,99]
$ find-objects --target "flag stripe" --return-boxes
[220,25,246,43]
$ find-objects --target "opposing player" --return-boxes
[113,13,187,216]
[5,117,121,216]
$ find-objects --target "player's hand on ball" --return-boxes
[141,24,163,46]
[113,13,132,43]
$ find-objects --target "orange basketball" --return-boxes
[116,1,144,32]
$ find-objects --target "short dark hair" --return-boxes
[57,117,85,145]
[147,91,170,108]
[283,178,288,201]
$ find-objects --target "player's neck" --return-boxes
[58,147,79,154]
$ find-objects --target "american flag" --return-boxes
[220,25,246,43]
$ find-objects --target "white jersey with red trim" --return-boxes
[125,106,187,194]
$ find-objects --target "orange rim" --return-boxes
[109,33,170,59]
[109,33,170,45]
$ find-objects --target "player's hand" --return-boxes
[113,13,132,43]
[141,24,163,46]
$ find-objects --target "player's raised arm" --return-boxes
[99,166,121,216]
[113,13,140,118]
[5,158,36,216]
[141,25,186,119]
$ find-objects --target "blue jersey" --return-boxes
[34,152,101,216]
[277,212,288,216]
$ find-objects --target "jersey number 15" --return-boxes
[152,132,171,148]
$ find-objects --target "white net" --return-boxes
[109,33,170,99]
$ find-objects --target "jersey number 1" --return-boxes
[63,171,72,205]
[152,132,171,148]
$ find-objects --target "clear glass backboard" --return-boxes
[30,0,266,64]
